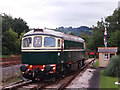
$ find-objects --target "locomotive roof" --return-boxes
[23,29,85,43]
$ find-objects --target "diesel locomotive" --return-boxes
[20,29,85,81]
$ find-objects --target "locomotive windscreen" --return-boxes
[44,37,55,47]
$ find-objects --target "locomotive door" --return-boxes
[61,39,65,63]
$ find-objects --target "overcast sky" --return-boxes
[0,0,119,29]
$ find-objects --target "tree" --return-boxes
[105,9,120,33]
[86,37,94,50]
[93,26,104,50]
[108,30,120,51]
[80,32,94,50]
[2,14,13,33]
[89,20,105,50]
[2,28,20,54]
[2,14,29,36]
[2,13,29,55]
[12,18,29,35]
[19,31,26,43]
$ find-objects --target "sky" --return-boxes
[0,0,119,29]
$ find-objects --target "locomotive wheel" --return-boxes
[31,77,36,82]
[78,61,82,69]
[51,77,56,82]
[62,66,69,78]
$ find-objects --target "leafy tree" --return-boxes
[105,9,120,33]
[80,32,94,50]
[86,37,94,50]
[12,18,29,35]
[2,28,19,54]
[108,30,120,52]
[2,13,29,55]
[2,14,13,33]
[2,47,10,55]
[19,31,26,42]
[2,14,29,36]
[92,26,105,50]
[88,20,105,50]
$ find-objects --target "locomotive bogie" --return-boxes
[20,64,57,80]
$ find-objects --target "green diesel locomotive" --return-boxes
[20,29,85,81]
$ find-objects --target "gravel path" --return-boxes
[2,64,22,82]
[66,67,105,89]
[66,68,96,88]
[89,68,104,88]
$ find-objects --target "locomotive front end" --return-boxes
[20,29,62,80]
[20,64,57,80]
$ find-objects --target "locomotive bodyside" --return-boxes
[64,40,85,62]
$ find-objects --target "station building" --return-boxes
[98,47,118,67]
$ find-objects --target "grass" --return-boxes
[100,70,118,88]
[0,55,21,58]
[94,60,99,68]
[0,55,10,58]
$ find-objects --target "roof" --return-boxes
[98,47,118,53]
[23,29,85,43]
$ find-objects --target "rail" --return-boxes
[2,80,32,90]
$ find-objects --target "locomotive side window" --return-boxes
[34,36,42,47]
[23,37,32,47]
[44,37,55,47]
[58,39,60,47]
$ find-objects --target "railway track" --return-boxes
[2,80,32,90]
[2,59,93,90]
[45,59,93,89]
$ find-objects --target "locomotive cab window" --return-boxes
[34,36,42,47]
[23,37,32,47]
[44,37,55,47]
[58,39,60,47]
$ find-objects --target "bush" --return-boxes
[104,55,120,77]
[2,46,11,55]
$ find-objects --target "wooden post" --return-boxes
[118,66,120,83]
